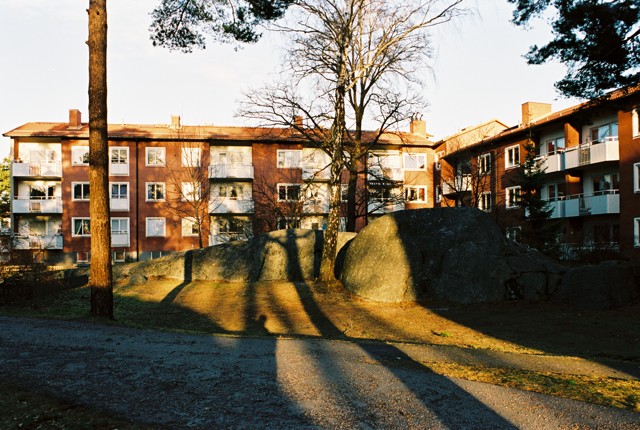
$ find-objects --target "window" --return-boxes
[110,183,128,200]
[76,252,90,263]
[71,146,89,165]
[633,107,640,137]
[403,153,427,170]
[278,184,301,201]
[219,217,245,234]
[181,147,201,167]
[110,147,128,164]
[219,151,245,165]
[341,184,348,202]
[404,186,427,203]
[435,151,443,170]
[277,217,301,229]
[505,145,520,169]
[111,218,129,236]
[635,218,640,247]
[478,153,492,174]
[72,218,91,236]
[546,183,565,201]
[479,192,492,211]
[277,149,302,168]
[634,163,640,193]
[146,182,166,201]
[505,186,521,209]
[182,182,201,201]
[113,251,126,263]
[182,218,200,237]
[219,185,243,199]
[146,217,166,237]
[592,173,619,194]
[545,137,565,155]
[146,147,166,166]
[435,185,442,203]
[590,122,618,143]
[72,182,90,200]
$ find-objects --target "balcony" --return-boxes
[303,199,330,214]
[537,153,564,174]
[441,175,471,196]
[209,164,254,179]
[564,138,619,170]
[302,167,331,181]
[367,166,404,183]
[546,190,620,218]
[13,197,62,214]
[109,163,129,176]
[12,161,61,178]
[209,233,247,246]
[368,199,404,214]
[13,234,63,250]
[111,232,130,247]
[210,198,254,214]
[110,197,129,211]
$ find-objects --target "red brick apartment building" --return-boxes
[4,111,435,265]
[436,86,640,259]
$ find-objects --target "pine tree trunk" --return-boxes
[88,0,113,318]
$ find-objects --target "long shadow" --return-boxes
[268,228,516,428]
[160,249,193,305]
[389,209,640,379]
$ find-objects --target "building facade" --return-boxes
[4,110,435,265]
[436,87,640,259]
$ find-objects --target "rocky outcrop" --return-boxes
[116,229,356,284]
[339,208,566,304]
[554,261,639,310]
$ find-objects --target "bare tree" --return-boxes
[163,142,211,248]
[88,0,113,318]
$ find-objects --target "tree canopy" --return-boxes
[508,0,640,98]
[150,0,294,49]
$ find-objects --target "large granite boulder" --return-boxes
[339,208,566,304]
[554,261,639,310]
[116,229,355,283]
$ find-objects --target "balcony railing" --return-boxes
[209,198,254,214]
[13,234,63,250]
[209,232,248,246]
[110,197,129,211]
[111,232,130,247]
[303,199,330,214]
[109,162,129,176]
[209,164,254,179]
[367,199,404,214]
[302,167,331,181]
[13,197,62,214]
[12,161,62,178]
[367,166,404,182]
[441,175,471,196]
[545,190,620,218]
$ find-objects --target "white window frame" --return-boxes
[146,217,166,237]
[505,145,520,169]
[545,137,565,156]
[71,146,90,166]
[633,107,640,138]
[404,185,427,203]
[219,184,243,200]
[277,183,301,201]
[109,147,129,164]
[182,217,200,237]
[113,251,126,263]
[277,217,301,229]
[634,162,640,193]
[145,147,166,166]
[146,182,166,202]
[478,153,492,174]
[435,185,442,203]
[403,153,427,171]
[480,191,492,211]
[76,251,90,263]
[72,217,91,237]
[505,186,521,209]
[277,149,302,168]
[635,218,640,247]
[341,184,349,202]
[71,182,90,201]
[181,147,201,167]
[110,182,128,200]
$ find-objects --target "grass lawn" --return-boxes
[1,277,639,424]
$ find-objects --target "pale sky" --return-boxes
[0,0,582,157]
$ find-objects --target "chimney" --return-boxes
[410,114,426,138]
[69,109,82,128]
[521,102,552,126]
[293,115,303,129]
[171,115,181,129]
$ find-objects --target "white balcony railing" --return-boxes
[209,198,254,214]
[111,232,130,247]
[13,234,63,250]
[13,197,62,214]
[441,175,471,196]
[367,199,404,214]
[303,200,330,214]
[12,161,62,178]
[564,138,619,170]
[109,163,129,176]
[367,166,404,182]
[302,166,331,181]
[545,190,620,218]
[209,164,254,179]
[110,197,129,211]
[209,233,247,246]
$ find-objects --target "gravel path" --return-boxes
[1,315,639,429]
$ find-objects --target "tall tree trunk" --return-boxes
[88,0,113,318]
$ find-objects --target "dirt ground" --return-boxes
[109,278,640,361]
